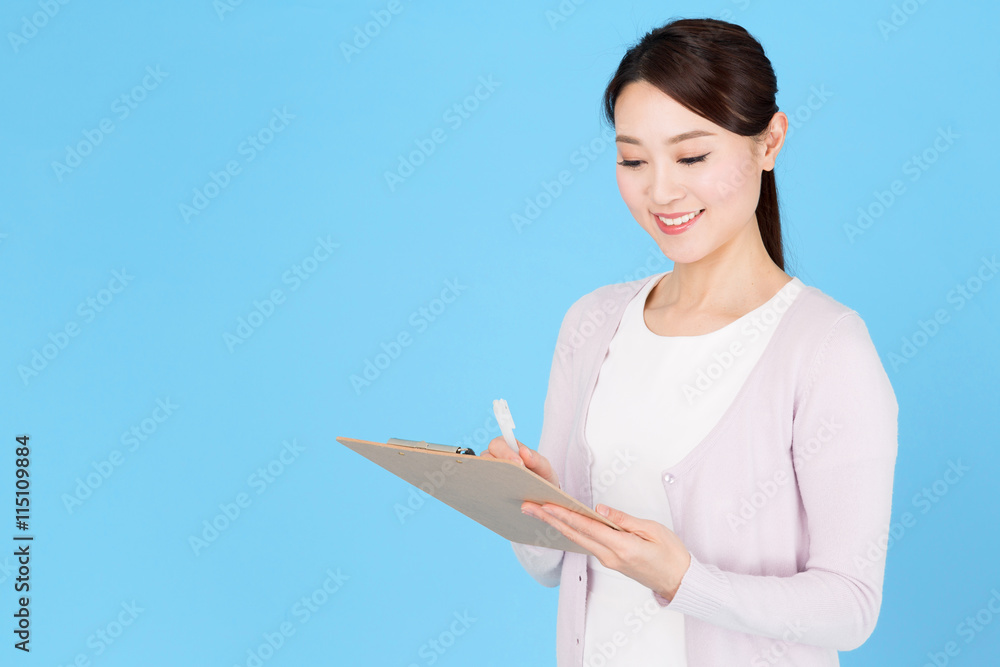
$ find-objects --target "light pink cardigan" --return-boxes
[511,273,898,666]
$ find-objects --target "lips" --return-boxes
[654,209,704,235]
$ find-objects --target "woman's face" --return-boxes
[613,80,783,266]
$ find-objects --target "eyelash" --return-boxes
[617,153,710,169]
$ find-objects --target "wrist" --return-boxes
[657,551,692,602]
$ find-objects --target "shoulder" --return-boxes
[789,282,873,347]
[787,283,894,404]
[558,274,654,330]
[547,275,654,363]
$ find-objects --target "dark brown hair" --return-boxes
[602,17,787,271]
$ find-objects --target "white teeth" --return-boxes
[657,209,703,226]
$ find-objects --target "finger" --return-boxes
[597,505,662,540]
[544,503,637,551]
[596,505,640,533]
[519,442,553,477]
[489,437,523,464]
[517,444,560,487]
[521,500,543,513]
[529,504,617,563]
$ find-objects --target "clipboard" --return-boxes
[336,436,623,555]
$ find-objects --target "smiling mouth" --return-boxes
[655,209,704,226]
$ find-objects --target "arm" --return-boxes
[654,312,899,651]
[510,296,586,587]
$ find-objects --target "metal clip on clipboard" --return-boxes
[386,438,476,456]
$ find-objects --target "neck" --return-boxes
[648,219,789,315]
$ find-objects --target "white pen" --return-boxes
[493,399,520,455]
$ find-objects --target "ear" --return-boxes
[760,111,788,172]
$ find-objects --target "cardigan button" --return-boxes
[663,472,675,484]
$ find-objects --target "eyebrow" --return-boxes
[615,130,716,145]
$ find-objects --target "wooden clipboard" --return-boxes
[336,436,623,555]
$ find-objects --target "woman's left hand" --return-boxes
[521,500,692,601]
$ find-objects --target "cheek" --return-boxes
[616,171,644,208]
[702,163,733,202]
[697,158,757,205]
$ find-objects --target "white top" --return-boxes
[582,270,804,666]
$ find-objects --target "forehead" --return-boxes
[614,81,702,125]
[614,81,746,146]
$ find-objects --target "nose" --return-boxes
[649,165,687,206]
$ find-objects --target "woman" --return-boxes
[479,17,898,667]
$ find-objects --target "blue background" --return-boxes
[2,0,998,665]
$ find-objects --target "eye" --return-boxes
[617,153,710,170]
[679,153,709,165]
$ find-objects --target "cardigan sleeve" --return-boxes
[654,312,899,651]
[510,296,587,587]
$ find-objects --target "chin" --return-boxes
[659,251,705,266]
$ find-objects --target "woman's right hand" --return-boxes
[479,436,561,490]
